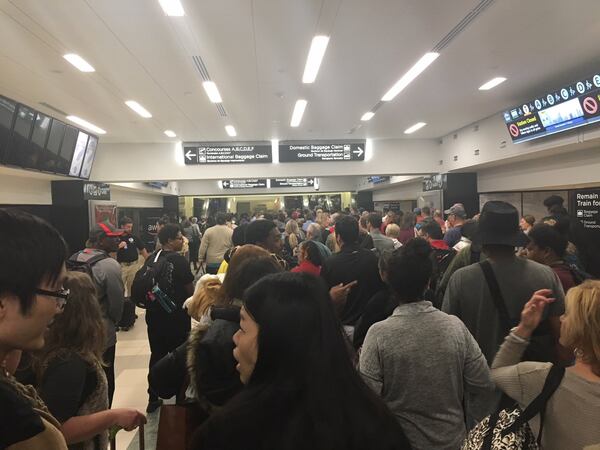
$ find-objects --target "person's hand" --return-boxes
[118,241,127,249]
[329,281,358,308]
[515,289,555,339]
[111,409,147,431]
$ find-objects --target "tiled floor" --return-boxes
[111,308,159,450]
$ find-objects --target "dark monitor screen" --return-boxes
[0,97,16,163]
[56,125,78,175]
[69,131,89,177]
[29,112,52,170]
[80,135,98,179]
[40,119,66,173]
[5,104,35,168]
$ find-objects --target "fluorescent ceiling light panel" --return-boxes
[404,122,427,134]
[381,52,439,101]
[361,112,375,121]
[302,35,330,83]
[158,0,185,16]
[164,130,176,137]
[63,54,95,72]
[125,100,152,118]
[479,77,507,90]
[225,125,237,137]
[202,81,223,103]
[66,115,106,134]
[290,100,307,127]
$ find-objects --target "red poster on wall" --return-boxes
[89,201,118,228]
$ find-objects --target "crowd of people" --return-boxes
[0,193,599,450]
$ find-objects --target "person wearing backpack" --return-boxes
[69,222,125,407]
[144,224,194,414]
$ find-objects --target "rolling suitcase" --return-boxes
[110,424,145,450]
[118,298,137,330]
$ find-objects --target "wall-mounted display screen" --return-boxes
[69,131,89,177]
[40,118,65,173]
[504,71,600,143]
[56,125,78,175]
[29,112,52,170]
[80,135,98,179]
[0,97,16,162]
[5,104,35,168]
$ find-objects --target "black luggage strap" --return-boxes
[479,260,513,333]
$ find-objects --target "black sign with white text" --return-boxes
[83,182,110,200]
[183,142,272,165]
[270,178,316,188]
[221,179,268,189]
[423,175,446,192]
[571,189,600,230]
[279,140,366,162]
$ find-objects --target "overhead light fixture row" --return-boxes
[225,125,237,137]
[381,52,439,102]
[164,130,176,137]
[404,122,427,134]
[302,36,330,84]
[361,112,375,121]
[202,81,223,103]
[479,77,507,90]
[290,100,308,127]
[66,115,106,134]
[125,100,152,118]
[63,54,95,72]
[158,0,185,16]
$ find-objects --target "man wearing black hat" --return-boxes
[69,221,126,406]
[442,201,565,365]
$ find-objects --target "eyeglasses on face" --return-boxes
[34,288,70,309]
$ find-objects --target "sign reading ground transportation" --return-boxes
[571,189,600,230]
[279,140,366,162]
[423,174,446,192]
[220,179,268,189]
[270,178,316,188]
[503,71,600,144]
[183,141,272,165]
[83,182,110,200]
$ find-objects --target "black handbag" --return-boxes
[462,364,565,449]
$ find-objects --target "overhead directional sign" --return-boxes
[270,178,316,188]
[220,179,268,189]
[183,141,272,165]
[279,140,366,163]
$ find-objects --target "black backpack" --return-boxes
[131,250,177,312]
[67,250,108,279]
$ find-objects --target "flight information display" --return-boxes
[504,71,600,143]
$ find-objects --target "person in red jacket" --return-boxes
[291,240,323,276]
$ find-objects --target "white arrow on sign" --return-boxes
[185,150,195,161]
[222,181,230,187]
[353,146,364,157]
[308,179,314,185]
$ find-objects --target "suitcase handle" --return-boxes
[110,423,145,450]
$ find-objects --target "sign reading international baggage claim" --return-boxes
[279,140,366,162]
[504,71,600,143]
[220,178,317,189]
[221,179,268,189]
[183,142,272,165]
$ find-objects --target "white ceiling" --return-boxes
[1,0,600,144]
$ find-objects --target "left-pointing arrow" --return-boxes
[185,150,194,161]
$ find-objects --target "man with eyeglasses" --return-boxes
[70,221,125,407]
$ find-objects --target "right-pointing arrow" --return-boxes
[353,147,364,157]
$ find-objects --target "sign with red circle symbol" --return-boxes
[582,96,598,115]
[509,123,520,137]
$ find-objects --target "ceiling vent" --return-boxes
[453,155,458,161]
[216,104,228,117]
[192,55,210,82]
[432,0,496,52]
[474,149,480,155]
[39,102,67,117]
[473,124,479,132]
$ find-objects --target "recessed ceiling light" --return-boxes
[202,81,223,103]
[63,54,95,72]
[361,112,375,121]
[164,130,176,137]
[381,52,440,102]
[66,115,106,134]
[302,35,330,84]
[225,125,237,137]
[479,77,507,90]
[290,100,307,127]
[125,100,152,118]
[404,122,427,134]
[158,0,185,16]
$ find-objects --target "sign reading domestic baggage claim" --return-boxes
[183,141,272,165]
[221,179,268,189]
[279,140,366,162]
[271,178,316,188]
[503,71,600,144]
[571,189,600,230]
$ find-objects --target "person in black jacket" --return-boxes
[191,272,411,450]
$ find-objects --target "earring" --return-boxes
[574,348,585,359]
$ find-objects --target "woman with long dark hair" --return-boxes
[291,240,323,276]
[192,272,411,450]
